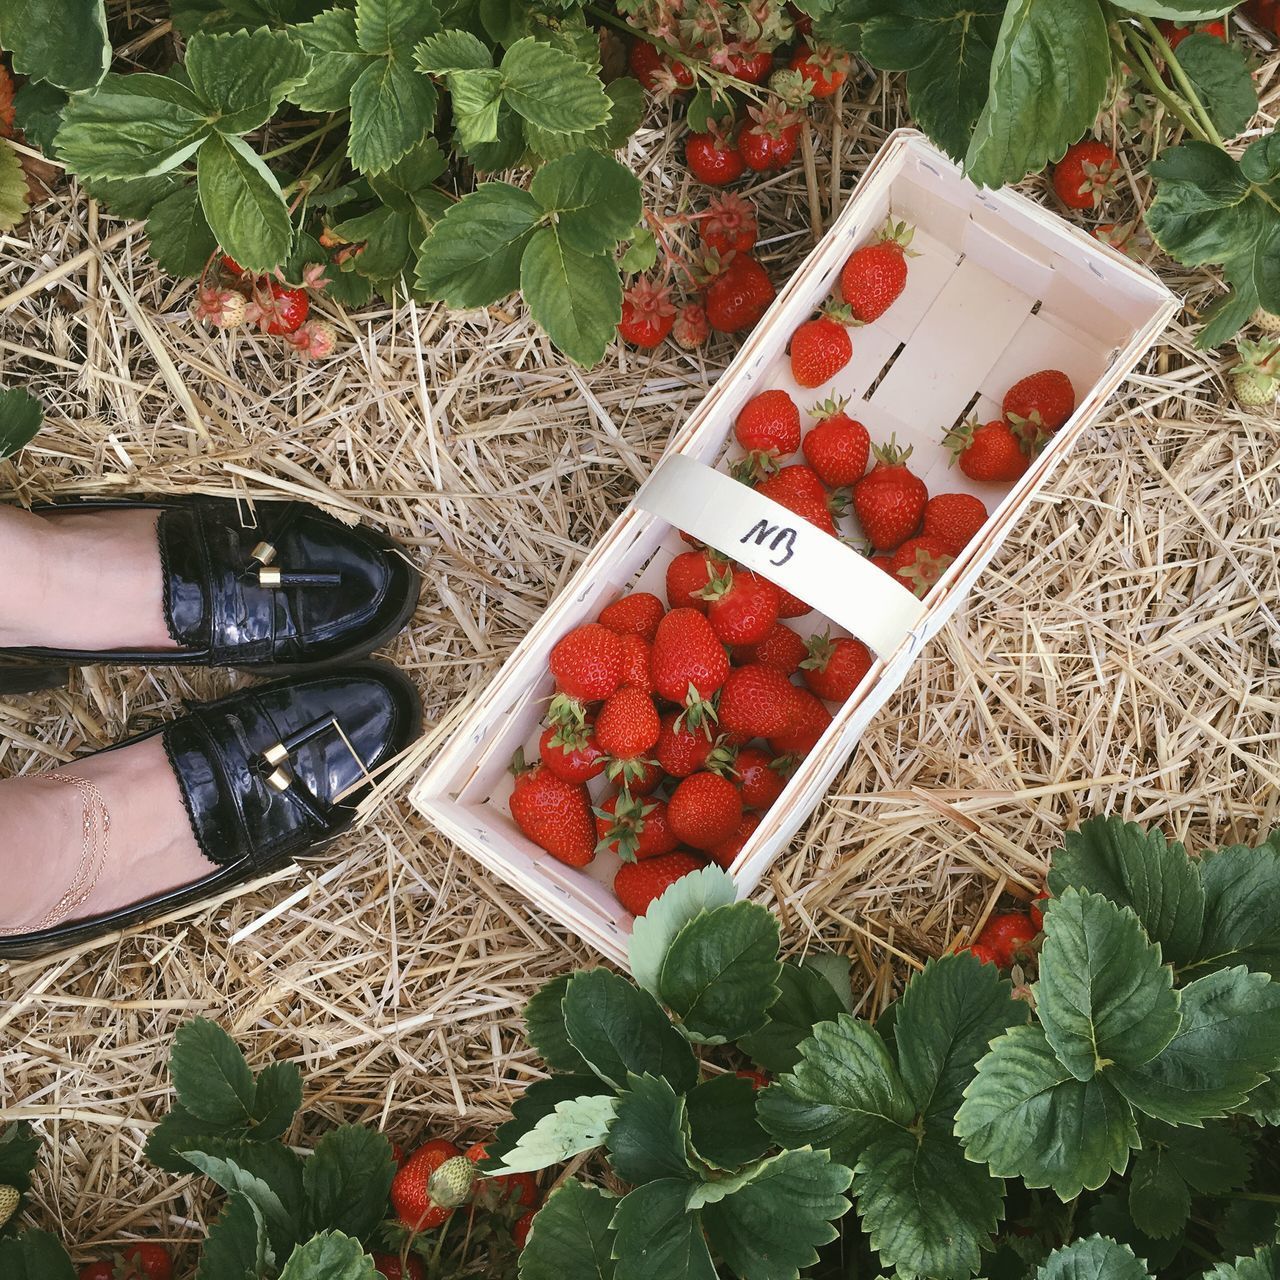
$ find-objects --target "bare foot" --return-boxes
[0,737,213,935]
[0,505,178,651]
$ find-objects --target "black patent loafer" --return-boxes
[0,497,420,690]
[0,663,422,960]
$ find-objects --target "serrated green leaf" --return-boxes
[1208,1245,1280,1280]
[249,1062,302,1141]
[414,180,541,307]
[55,73,211,181]
[145,183,218,278]
[799,953,854,1012]
[0,1123,40,1193]
[330,205,412,281]
[197,132,293,272]
[698,1148,852,1280]
[182,1150,298,1262]
[13,81,68,156]
[1128,1144,1191,1240]
[188,1136,305,1227]
[0,386,44,460]
[0,1230,77,1280]
[357,0,440,54]
[0,142,28,235]
[1245,1071,1280,1124]
[1112,0,1236,15]
[302,1125,395,1239]
[197,1192,272,1280]
[170,1019,258,1127]
[561,968,698,1091]
[965,0,1113,189]
[486,1075,613,1168]
[757,1013,913,1163]
[955,1024,1139,1201]
[1111,966,1280,1123]
[1079,1196,1183,1274]
[367,137,446,208]
[658,901,782,1044]
[1036,889,1180,1081]
[526,76,646,160]
[520,227,621,367]
[81,172,184,220]
[684,1075,770,1170]
[895,952,1025,1121]
[458,102,526,169]
[524,974,591,1073]
[518,1180,617,1280]
[1036,1235,1154,1280]
[415,28,493,73]
[185,29,312,135]
[144,1102,237,1175]
[861,0,1004,165]
[528,151,641,256]
[0,0,108,91]
[855,1128,1004,1280]
[1049,818,1207,965]
[492,1094,617,1174]
[276,1232,375,1280]
[348,57,439,175]
[1188,843,1280,980]
[738,960,851,1075]
[449,68,505,149]
[1160,1117,1253,1192]
[1176,33,1258,139]
[685,86,734,136]
[290,8,367,112]
[500,37,610,134]
[611,1179,717,1280]
[605,1074,691,1184]
[479,0,531,43]
[629,866,738,998]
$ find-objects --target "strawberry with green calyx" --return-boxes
[78,1244,173,1280]
[595,686,661,786]
[738,620,808,675]
[723,46,776,84]
[923,492,987,552]
[789,307,853,387]
[717,662,797,739]
[788,40,849,99]
[595,791,679,861]
[800,632,873,702]
[706,252,776,332]
[615,850,705,916]
[598,591,664,641]
[709,810,763,868]
[728,745,792,810]
[802,396,870,486]
[668,771,744,850]
[538,722,606,784]
[655,709,731,777]
[943,418,1029,483]
[686,121,747,186]
[667,549,728,610]
[755,463,841,535]
[674,302,710,348]
[734,387,802,472]
[697,564,781,646]
[839,220,916,323]
[973,912,1038,969]
[391,1139,465,1231]
[1231,336,1280,407]
[618,277,676,348]
[548,622,623,704]
[852,436,927,551]
[1052,139,1119,210]
[737,100,802,173]
[1002,368,1075,443]
[650,607,730,730]
[889,535,956,599]
[701,191,758,257]
[508,753,596,867]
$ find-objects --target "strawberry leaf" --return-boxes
[1035,1236,1154,1280]
[1245,1071,1280,1124]
[738,958,850,1074]
[629,865,737,998]
[0,143,29,236]
[145,183,218,278]
[415,28,494,73]
[80,172,184,220]
[1175,33,1258,140]
[1128,1118,1251,1240]
[1110,967,1280,1123]
[486,1075,615,1169]
[1186,842,1280,980]
[0,1230,76,1280]
[605,1073,693,1184]
[500,37,611,135]
[1035,889,1180,1082]
[955,1024,1140,1200]
[0,0,108,91]
[290,8,367,113]
[1048,817,1206,967]
[684,1075,770,1170]
[1127,1142,1192,1240]
[13,81,68,155]
[170,1017,258,1127]
[200,1192,274,1280]
[0,387,43,461]
[249,1061,303,1141]
[611,1179,717,1280]
[529,151,642,256]
[658,901,783,1044]
[519,226,621,367]
[517,1180,617,1280]
[525,974,592,1073]
[447,69,505,149]
[182,1150,299,1263]
[965,0,1113,190]
[276,1232,375,1280]
[302,1125,395,1239]
[0,1123,40,1194]
[1111,0,1236,15]
[1201,1242,1280,1280]
[487,1094,618,1175]
[196,132,293,272]
[186,29,312,135]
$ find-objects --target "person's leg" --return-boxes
[0,505,177,651]
[0,737,212,933]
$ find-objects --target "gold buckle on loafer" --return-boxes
[257,714,369,793]
[250,541,283,588]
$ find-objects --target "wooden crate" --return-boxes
[412,130,1177,966]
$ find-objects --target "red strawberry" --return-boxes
[392,1139,465,1230]
[687,127,747,186]
[869,553,894,575]
[539,722,606,784]
[617,633,655,693]
[944,419,1029,484]
[739,621,808,675]
[709,810,762,868]
[702,192,758,257]
[674,302,710,348]
[965,943,999,966]
[852,437,927,550]
[668,772,744,849]
[220,253,245,276]
[509,760,596,866]
[465,1142,539,1209]
[923,493,988,552]
[789,314,852,387]
[699,565,780,646]
[650,607,731,727]
[768,687,832,756]
[97,1246,172,1280]
[629,39,695,91]
[737,108,801,173]
[974,913,1038,968]
[599,591,665,641]
[756,464,839,535]
[839,220,914,322]
[513,1210,537,1250]
[706,254,776,333]
[789,42,847,98]
[626,758,665,796]
[802,397,870,486]
[718,662,797,739]
[735,388,801,467]
[655,709,727,777]
[549,623,623,702]
[371,1253,426,1280]
[596,687,661,784]
[732,746,790,810]
[615,850,705,915]
[667,549,727,610]
[595,791,679,861]
[775,583,814,619]
[619,277,676,348]
[258,283,309,335]
[889,535,955,598]
[724,47,775,83]
[736,1067,770,1089]
[1002,369,1075,442]
[1052,140,1119,210]
[800,632,872,702]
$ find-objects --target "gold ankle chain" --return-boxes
[0,773,111,936]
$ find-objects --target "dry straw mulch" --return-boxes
[2,56,1279,1270]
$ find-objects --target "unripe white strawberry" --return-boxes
[288,319,338,360]
[1252,306,1280,334]
[0,1184,20,1230]
[426,1154,477,1209]
[1232,337,1280,408]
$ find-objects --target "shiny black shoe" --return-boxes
[0,497,420,692]
[0,663,422,959]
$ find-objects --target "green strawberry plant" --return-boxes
[0,385,43,460]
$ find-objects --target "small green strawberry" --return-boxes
[1231,337,1280,408]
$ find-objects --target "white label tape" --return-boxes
[635,453,927,660]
